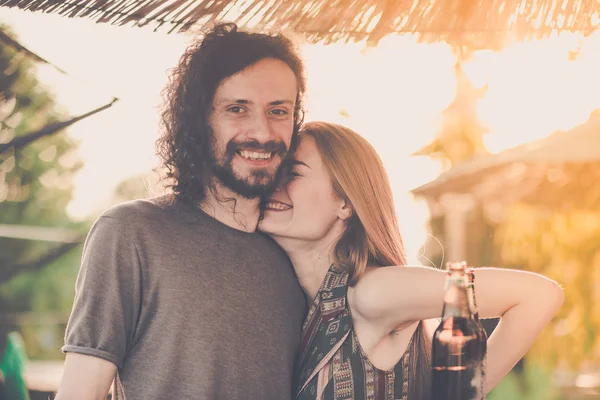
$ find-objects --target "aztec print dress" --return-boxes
[296,264,416,400]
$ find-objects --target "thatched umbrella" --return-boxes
[3,0,599,207]
[0,0,598,46]
[410,111,599,268]
[4,0,597,178]
[411,111,600,211]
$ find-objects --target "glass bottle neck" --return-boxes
[442,272,471,318]
[466,271,480,319]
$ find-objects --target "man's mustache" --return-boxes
[226,140,287,156]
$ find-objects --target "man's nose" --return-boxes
[245,112,272,142]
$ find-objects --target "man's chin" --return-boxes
[213,164,279,199]
[222,178,277,199]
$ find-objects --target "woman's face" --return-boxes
[259,136,349,242]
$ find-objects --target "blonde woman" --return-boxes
[259,121,564,400]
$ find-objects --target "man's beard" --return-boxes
[211,139,288,199]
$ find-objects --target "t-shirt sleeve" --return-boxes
[62,215,142,369]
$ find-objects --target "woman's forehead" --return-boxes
[296,136,321,165]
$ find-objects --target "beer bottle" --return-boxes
[432,261,485,400]
[466,268,487,398]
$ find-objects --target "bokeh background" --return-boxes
[0,1,599,398]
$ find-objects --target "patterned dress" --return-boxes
[296,264,415,400]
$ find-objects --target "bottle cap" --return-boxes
[446,261,467,271]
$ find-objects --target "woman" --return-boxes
[259,121,564,400]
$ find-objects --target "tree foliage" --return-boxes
[496,203,600,369]
[0,27,83,316]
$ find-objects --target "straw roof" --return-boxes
[0,0,599,45]
[412,111,600,211]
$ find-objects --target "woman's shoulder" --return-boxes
[348,265,401,319]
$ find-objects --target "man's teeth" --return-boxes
[265,202,291,211]
[239,150,273,160]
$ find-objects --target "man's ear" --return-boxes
[338,199,353,221]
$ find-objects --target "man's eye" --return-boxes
[270,109,289,116]
[227,106,245,113]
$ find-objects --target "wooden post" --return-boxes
[439,193,476,262]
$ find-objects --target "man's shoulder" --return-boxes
[254,232,287,253]
[100,195,174,225]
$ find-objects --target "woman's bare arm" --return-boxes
[351,265,564,391]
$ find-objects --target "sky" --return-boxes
[1,7,600,264]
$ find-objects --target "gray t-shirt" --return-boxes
[63,195,306,399]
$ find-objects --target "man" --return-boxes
[56,23,307,400]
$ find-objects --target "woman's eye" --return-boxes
[282,171,300,184]
[270,109,289,116]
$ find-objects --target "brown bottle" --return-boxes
[432,261,486,400]
[466,268,487,398]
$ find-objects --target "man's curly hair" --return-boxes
[156,23,306,205]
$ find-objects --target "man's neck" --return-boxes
[199,183,262,233]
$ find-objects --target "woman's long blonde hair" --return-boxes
[301,121,431,399]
